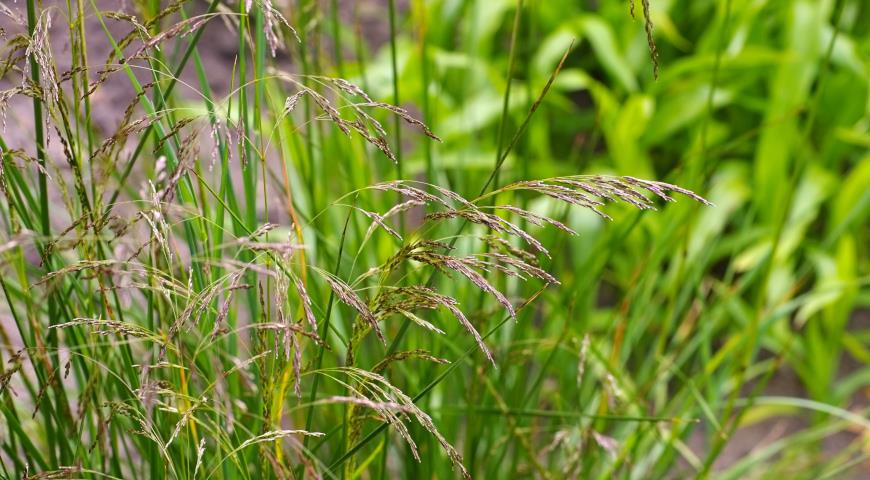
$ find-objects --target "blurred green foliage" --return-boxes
[335,0,870,476]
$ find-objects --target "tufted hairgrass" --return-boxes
[0,1,867,479]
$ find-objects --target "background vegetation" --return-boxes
[0,0,868,478]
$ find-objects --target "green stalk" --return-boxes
[25,0,74,465]
[331,0,344,76]
[466,4,524,467]
[26,0,48,241]
[415,0,434,184]
[303,206,354,434]
[388,0,403,186]
[491,0,523,200]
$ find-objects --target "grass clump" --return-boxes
[0,0,867,479]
